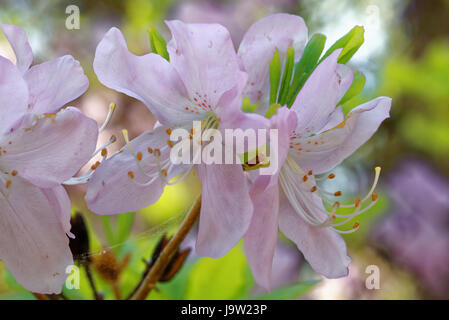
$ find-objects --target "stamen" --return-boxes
[99,103,116,133]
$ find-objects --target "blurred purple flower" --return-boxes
[372,161,449,297]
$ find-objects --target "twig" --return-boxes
[84,263,102,300]
[131,195,201,300]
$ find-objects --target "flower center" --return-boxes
[279,156,380,234]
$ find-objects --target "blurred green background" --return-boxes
[1,0,449,300]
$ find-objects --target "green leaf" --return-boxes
[269,48,282,105]
[254,281,319,300]
[242,96,258,113]
[320,26,364,64]
[338,71,366,105]
[286,33,326,106]
[116,212,136,245]
[185,245,253,299]
[148,26,169,61]
[100,215,115,246]
[277,47,295,105]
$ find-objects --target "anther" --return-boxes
[137,152,143,161]
[334,191,342,197]
[372,192,378,202]
[128,171,135,179]
[154,149,161,157]
[101,149,107,157]
[311,186,317,192]
[328,173,335,179]
[355,198,361,207]
[303,175,308,182]
[148,147,153,154]
[167,140,174,148]
[11,170,18,177]
[161,169,167,177]
[5,180,11,188]
[353,222,360,229]
[308,170,313,175]
[166,128,172,135]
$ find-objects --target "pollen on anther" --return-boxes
[137,152,143,161]
[328,173,335,179]
[5,180,12,188]
[166,128,172,135]
[167,140,174,148]
[148,147,153,154]
[334,191,342,197]
[311,186,317,192]
[101,149,107,157]
[303,175,308,182]
[161,169,167,177]
[355,198,361,207]
[128,171,135,179]
[353,222,360,229]
[11,170,18,176]
[308,170,313,175]
[372,192,378,202]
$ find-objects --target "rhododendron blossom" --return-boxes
[237,14,391,289]
[0,24,98,293]
[86,21,267,258]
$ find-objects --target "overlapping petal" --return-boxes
[1,24,33,74]
[86,126,192,214]
[293,97,391,174]
[278,190,351,278]
[166,20,247,109]
[0,56,29,133]
[24,55,89,114]
[0,176,73,294]
[238,13,308,114]
[195,163,253,258]
[291,50,343,134]
[93,27,196,126]
[2,107,98,188]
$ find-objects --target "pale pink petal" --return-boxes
[0,56,29,133]
[336,64,353,101]
[278,190,351,278]
[0,176,73,294]
[94,27,197,126]
[291,50,343,134]
[24,55,89,114]
[238,13,308,114]
[195,163,253,258]
[43,186,74,238]
[2,107,98,188]
[244,175,279,290]
[166,20,246,109]
[317,106,344,134]
[86,126,191,215]
[1,24,33,73]
[293,97,391,174]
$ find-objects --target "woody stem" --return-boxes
[131,194,201,300]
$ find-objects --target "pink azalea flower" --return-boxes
[238,14,392,290]
[0,24,98,293]
[86,21,267,258]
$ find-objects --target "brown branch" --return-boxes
[131,195,201,300]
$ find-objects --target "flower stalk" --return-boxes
[131,195,201,300]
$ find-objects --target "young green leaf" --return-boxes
[269,48,282,105]
[148,26,170,61]
[320,26,364,64]
[338,71,366,105]
[286,33,326,106]
[277,47,295,106]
